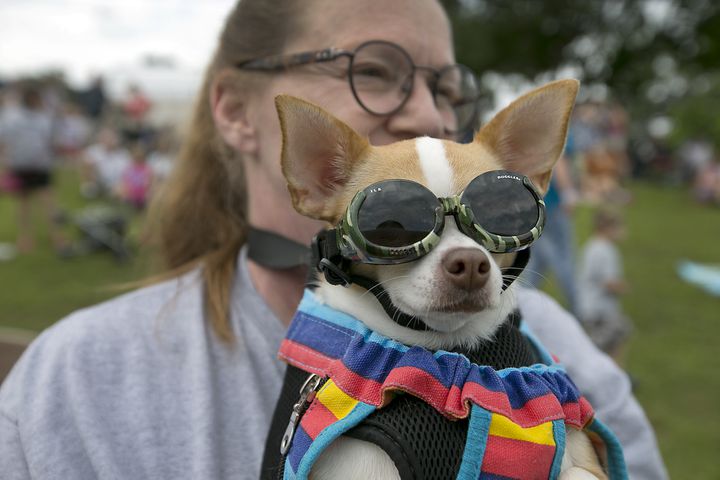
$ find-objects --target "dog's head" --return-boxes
[276,80,578,349]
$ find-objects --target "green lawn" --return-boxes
[620,184,718,478]
[1,170,718,477]
[543,183,720,479]
[0,166,150,331]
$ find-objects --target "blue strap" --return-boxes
[586,419,629,480]
[456,406,492,479]
[549,420,567,479]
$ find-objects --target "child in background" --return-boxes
[693,158,720,206]
[81,128,131,198]
[147,128,176,185]
[53,101,91,160]
[119,142,153,211]
[577,208,632,364]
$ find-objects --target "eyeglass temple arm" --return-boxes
[235,48,350,71]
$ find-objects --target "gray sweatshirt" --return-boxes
[0,251,667,479]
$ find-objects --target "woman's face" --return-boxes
[240,0,456,242]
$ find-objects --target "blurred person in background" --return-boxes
[147,127,177,185]
[677,135,714,184]
[573,102,632,204]
[53,101,91,161]
[0,1,667,479]
[583,141,632,204]
[119,142,153,211]
[692,156,720,206]
[121,83,152,144]
[604,102,631,181]
[0,83,19,121]
[577,208,632,365]
[570,102,602,158]
[79,75,107,123]
[80,126,131,199]
[0,84,66,254]
[523,139,580,314]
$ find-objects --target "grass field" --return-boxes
[0,166,718,477]
[0,167,150,331]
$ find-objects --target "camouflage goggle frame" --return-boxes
[334,172,546,265]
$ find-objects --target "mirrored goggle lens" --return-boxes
[350,41,413,115]
[357,180,438,247]
[461,171,539,236]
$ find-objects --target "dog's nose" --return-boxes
[441,248,491,291]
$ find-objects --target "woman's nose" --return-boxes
[386,74,447,139]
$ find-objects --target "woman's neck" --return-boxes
[247,259,307,326]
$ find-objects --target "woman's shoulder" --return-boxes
[53,269,203,341]
[1,270,204,399]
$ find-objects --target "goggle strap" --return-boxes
[311,229,352,287]
[350,275,433,332]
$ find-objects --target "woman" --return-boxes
[0,1,666,478]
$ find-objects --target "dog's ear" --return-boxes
[474,79,579,195]
[275,95,369,221]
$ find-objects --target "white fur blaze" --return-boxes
[415,136,453,197]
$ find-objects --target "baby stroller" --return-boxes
[59,204,132,262]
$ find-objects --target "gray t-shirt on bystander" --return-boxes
[0,109,55,170]
[577,237,623,321]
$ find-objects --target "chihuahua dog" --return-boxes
[273,80,609,479]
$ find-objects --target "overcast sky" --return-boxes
[0,0,236,98]
[1,0,674,105]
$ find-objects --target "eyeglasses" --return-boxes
[333,170,546,265]
[235,40,480,136]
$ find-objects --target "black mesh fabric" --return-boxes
[344,312,539,479]
[459,311,539,369]
[345,395,469,480]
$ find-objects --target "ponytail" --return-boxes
[145,0,308,342]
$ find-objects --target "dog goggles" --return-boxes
[335,170,545,265]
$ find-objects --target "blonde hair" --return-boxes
[146,1,308,342]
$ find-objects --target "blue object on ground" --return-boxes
[677,261,720,296]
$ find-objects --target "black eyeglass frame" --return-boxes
[235,40,480,135]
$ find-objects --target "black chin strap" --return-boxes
[308,230,433,330]
[247,227,531,332]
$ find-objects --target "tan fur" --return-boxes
[275,95,370,222]
[475,79,579,194]
[562,428,609,480]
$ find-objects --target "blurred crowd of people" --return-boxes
[563,100,720,208]
[570,101,633,205]
[0,76,178,259]
[526,99,718,367]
